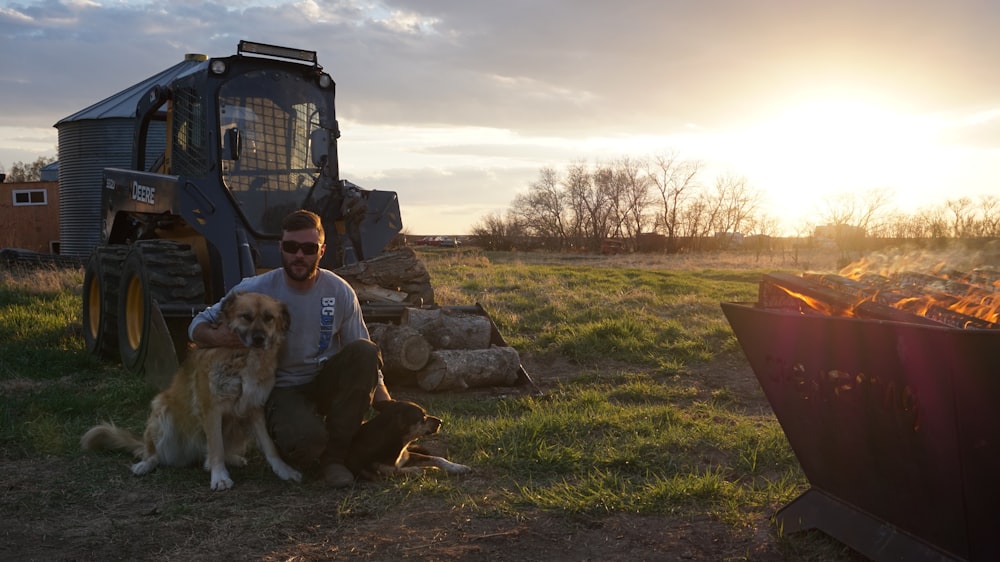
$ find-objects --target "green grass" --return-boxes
[421,250,761,371]
[0,255,850,559]
[412,374,800,526]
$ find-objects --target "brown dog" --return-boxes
[345,399,472,481]
[81,292,301,490]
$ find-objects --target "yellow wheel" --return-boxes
[124,274,146,357]
[117,240,204,375]
[81,246,127,358]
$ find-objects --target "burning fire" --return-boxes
[775,285,858,318]
[840,263,1000,327]
[773,249,1000,328]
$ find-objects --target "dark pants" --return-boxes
[265,339,381,470]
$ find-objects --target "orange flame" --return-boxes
[777,285,857,317]
[838,258,1000,327]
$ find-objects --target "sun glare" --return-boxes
[762,98,923,158]
[721,95,940,227]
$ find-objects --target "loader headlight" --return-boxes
[318,73,333,88]
[210,59,228,75]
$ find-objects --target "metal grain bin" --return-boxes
[53,54,206,257]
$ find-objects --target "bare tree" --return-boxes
[977,195,1000,237]
[680,194,710,248]
[945,197,976,238]
[561,161,593,249]
[819,188,894,234]
[3,156,56,182]
[471,210,523,251]
[648,152,701,252]
[707,174,762,247]
[610,156,652,247]
[565,163,616,251]
[902,207,946,240]
[884,211,915,239]
[745,212,779,261]
[510,167,569,249]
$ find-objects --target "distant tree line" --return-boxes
[805,188,1000,259]
[471,153,1000,255]
[0,157,56,183]
[471,153,775,253]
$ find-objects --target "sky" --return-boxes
[2,0,999,236]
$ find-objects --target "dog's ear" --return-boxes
[220,291,244,316]
[277,301,291,332]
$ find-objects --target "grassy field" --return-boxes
[0,250,861,561]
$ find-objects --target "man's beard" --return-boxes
[282,253,321,282]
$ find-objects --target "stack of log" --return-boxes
[369,308,521,391]
[335,247,434,305]
[336,247,522,391]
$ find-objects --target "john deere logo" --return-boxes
[130,181,156,205]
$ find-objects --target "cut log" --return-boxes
[760,272,944,326]
[802,272,999,329]
[368,323,432,376]
[355,283,408,303]
[416,346,522,391]
[402,307,492,350]
[336,247,434,305]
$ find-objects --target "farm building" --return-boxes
[0,179,61,254]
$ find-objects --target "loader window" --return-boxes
[219,69,330,235]
[172,87,210,176]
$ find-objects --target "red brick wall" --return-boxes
[0,181,60,253]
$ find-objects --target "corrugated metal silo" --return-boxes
[54,54,207,257]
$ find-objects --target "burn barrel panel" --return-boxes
[722,302,999,561]
[949,330,1000,562]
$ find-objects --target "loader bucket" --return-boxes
[721,302,1000,562]
[142,300,181,390]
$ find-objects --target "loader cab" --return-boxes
[212,62,339,237]
[141,41,399,281]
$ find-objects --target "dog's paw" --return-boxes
[226,454,248,467]
[270,460,302,483]
[131,459,158,475]
[210,469,235,491]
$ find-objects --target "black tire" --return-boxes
[117,240,205,375]
[82,245,128,358]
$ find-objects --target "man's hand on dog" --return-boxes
[191,322,246,348]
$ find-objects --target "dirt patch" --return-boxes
[0,459,791,562]
[0,355,860,561]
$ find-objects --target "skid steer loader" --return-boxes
[81,40,528,389]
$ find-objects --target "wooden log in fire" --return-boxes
[954,268,1000,291]
[802,272,999,329]
[761,273,943,326]
[416,346,522,391]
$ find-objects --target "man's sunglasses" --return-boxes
[281,240,321,255]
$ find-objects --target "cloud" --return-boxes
[5,1,1000,133]
[3,0,1000,234]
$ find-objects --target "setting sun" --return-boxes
[760,97,932,163]
[714,94,947,231]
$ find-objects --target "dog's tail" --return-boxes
[80,423,145,458]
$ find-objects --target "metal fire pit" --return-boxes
[722,281,1000,561]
